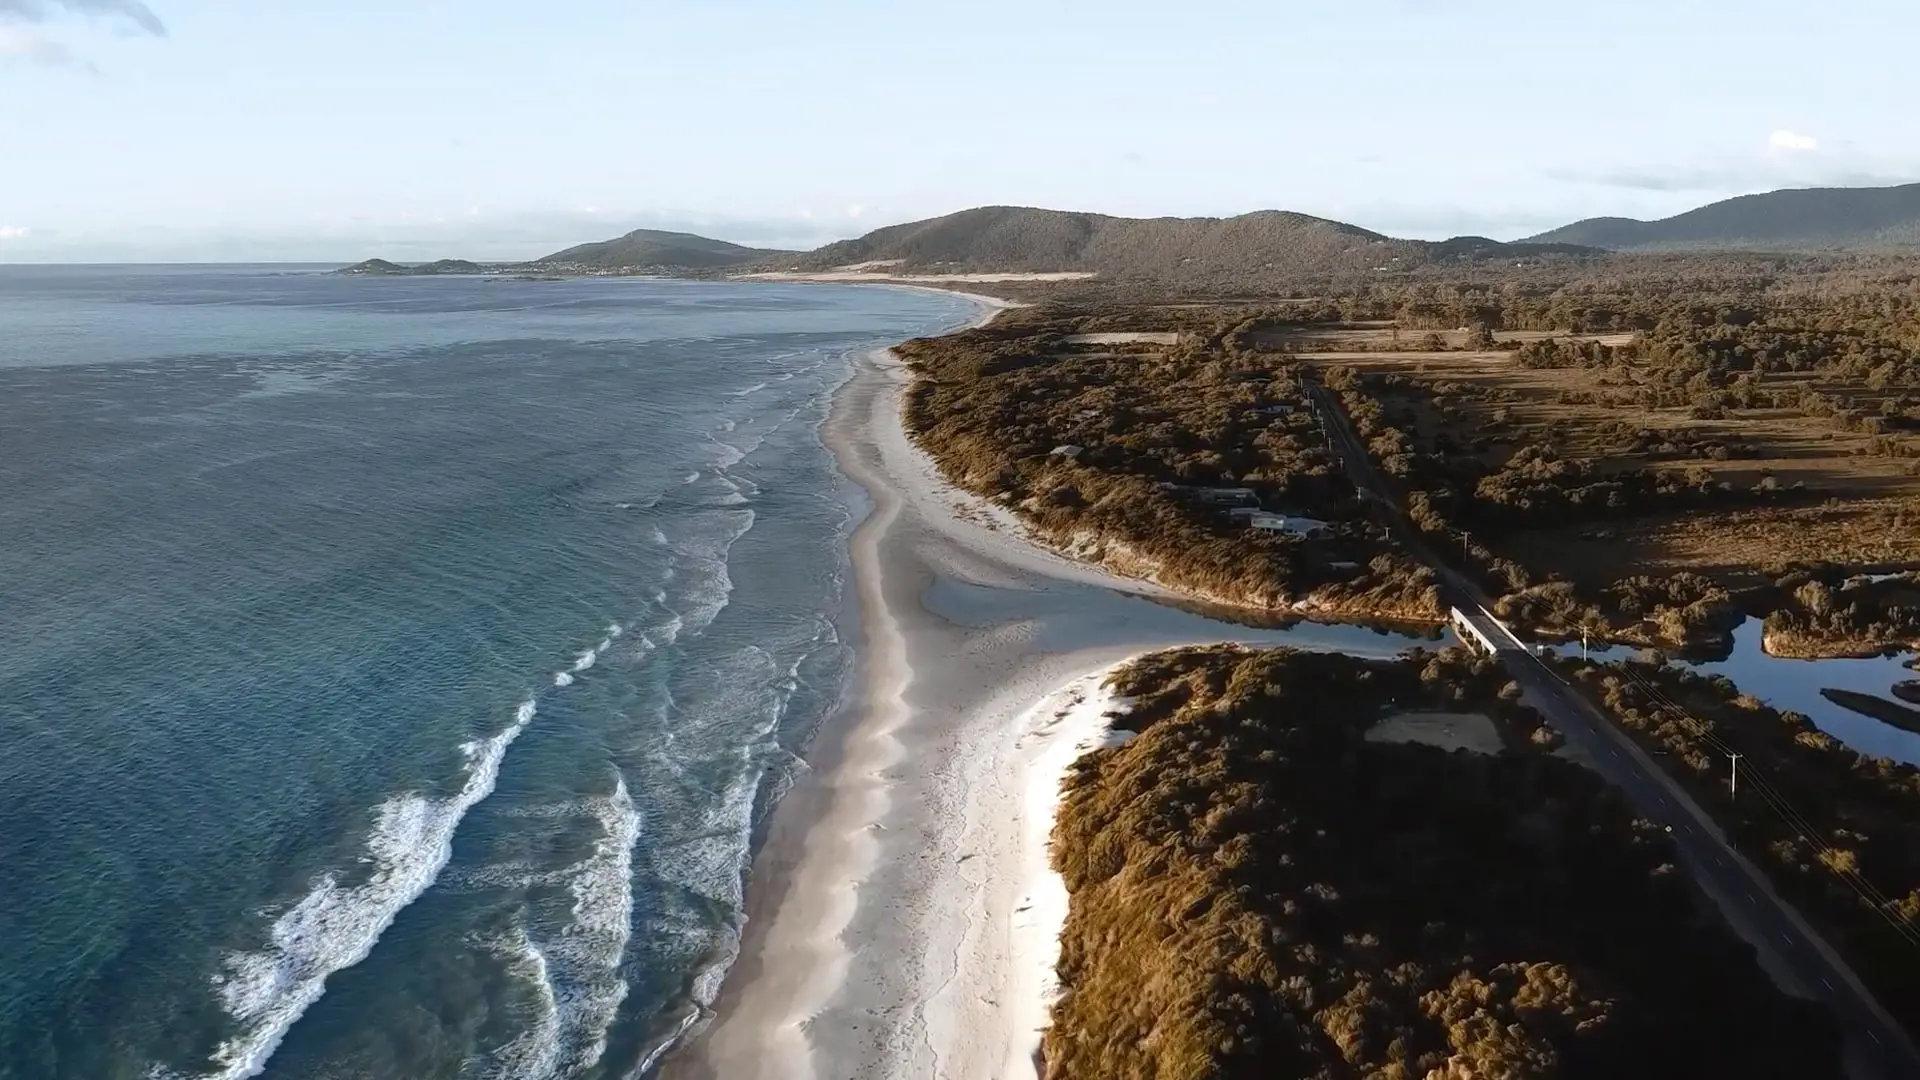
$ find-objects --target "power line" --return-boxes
[1553,655,1919,948]
[1607,662,1920,949]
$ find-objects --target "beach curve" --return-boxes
[663,290,1425,1080]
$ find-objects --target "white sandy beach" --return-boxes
[665,293,1431,1080]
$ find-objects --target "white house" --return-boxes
[1246,512,1332,538]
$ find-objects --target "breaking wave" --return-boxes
[194,698,539,1080]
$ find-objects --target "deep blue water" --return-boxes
[0,266,979,1079]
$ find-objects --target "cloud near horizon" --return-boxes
[1546,129,1915,197]
[0,225,30,239]
[1768,129,1819,153]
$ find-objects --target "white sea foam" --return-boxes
[485,777,642,1079]
[548,776,641,1072]
[647,613,684,652]
[621,925,742,1080]
[436,861,570,892]
[728,381,769,398]
[483,926,563,1080]
[196,697,538,1080]
[631,1011,702,1080]
[554,624,618,690]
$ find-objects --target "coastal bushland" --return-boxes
[896,311,1443,618]
[1044,646,1842,1079]
[1557,656,1920,1035]
[893,251,1920,652]
[1762,571,1920,656]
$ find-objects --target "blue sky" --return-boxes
[2,0,1915,262]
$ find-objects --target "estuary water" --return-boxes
[0,266,979,1079]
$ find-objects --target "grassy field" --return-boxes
[1301,345,1920,589]
[892,281,1920,651]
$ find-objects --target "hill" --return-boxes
[537,228,793,270]
[777,205,1589,281]
[1528,181,1920,251]
[337,258,489,276]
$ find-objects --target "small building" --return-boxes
[1194,486,1258,506]
[1245,512,1332,538]
[1050,444,1085,460]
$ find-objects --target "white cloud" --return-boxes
[0,0,165,36]
[0,0,163,71]
[1769,129,1819,153]
[0,226,28,239]
[846,204,866,219]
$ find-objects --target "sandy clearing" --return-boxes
[735,270,1098,283]
[1365,710,1504,755]
[1062,332,1183,345]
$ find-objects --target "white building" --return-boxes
[1245,512,1332,538]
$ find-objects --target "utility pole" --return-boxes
[1454,529,1471,563]
[1729,752,1742,797]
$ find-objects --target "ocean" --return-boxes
[0,266,979,1079]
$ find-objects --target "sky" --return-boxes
[2,0,1917,262]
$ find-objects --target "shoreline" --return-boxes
[664,295,1426,1080]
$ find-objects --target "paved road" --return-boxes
[1306,379,1920,1079]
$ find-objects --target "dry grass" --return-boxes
[1256,325,1634,351]
[1308,348,1920,582]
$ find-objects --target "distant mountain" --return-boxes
[781,206,1588,280]
[338,258,490,276]
[1527,181,1920,251]
[340,210,1592,284]
[538,229,793,270]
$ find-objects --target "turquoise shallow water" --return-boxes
[0,266,978,1079]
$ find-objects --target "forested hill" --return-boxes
[777,206,1590,280]
[537,228,794,269]
[1527,181,1920,251]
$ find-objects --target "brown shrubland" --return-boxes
[1044,646,1841,1079]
